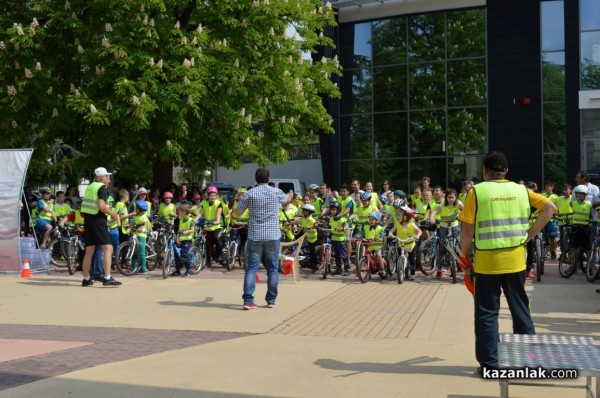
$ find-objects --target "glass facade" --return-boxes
[338,9,486,191]
[541,0,566,186]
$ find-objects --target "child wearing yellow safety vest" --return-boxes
[171,205,195,277]
[555,184,574,252]
[388,205,422,281]
[230,187,250,249]
[429,188,463,278]
[363,211,387,277]
[196,186,224,264]
[157,191,177,222]
[131,200,149,274]
[328,202,350,275]
[296,203,318,271]
[279,201,297,242]
[570,185,593,254]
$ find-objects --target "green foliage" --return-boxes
[0,0,341,183]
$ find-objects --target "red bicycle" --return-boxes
[356,238,388,283]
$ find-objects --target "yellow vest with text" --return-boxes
[81,182,104,215]
[473,181,531,250]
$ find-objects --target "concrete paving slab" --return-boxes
[0,339,92,362]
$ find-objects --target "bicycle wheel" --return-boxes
[162,246,173,279]
[397,255,407,284]
[586,242,600,282]
[238,240,247,269]
[450,257,457,284]
[226,241,237,271]
[558,247,577,278]
[357,256,370,283]
[189,246,205,274]
[387,249,398,277]
[419,240,435,276]
[66,240,78,275]
[115,241,139,276]
[321,245,330,279]
[535,238,542,282]
[48,238,68,267]
[145,237,157,271]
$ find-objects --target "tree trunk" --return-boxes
[152,158,174,191]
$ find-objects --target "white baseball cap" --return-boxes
[94,167,112,176]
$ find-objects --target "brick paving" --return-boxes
[270,282,440,339]
[0,324,248,391]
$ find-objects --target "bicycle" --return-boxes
[228,225,248,270]
[189,224,207,274]
[316,226,333,279]
[356,238,388,283]
[558,222,587,278]
[387,237,418,284]
[587,235,600,282]
[50,225,85,275]
[115,224,157,276]
[418,221,439,276]
[432,224,460,284]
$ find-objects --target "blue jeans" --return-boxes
[175,240,192,272]
[91,246,104,279]
[474,270,535,369]
[109,228,119,254]
[332,241,349,271]
[243,239,280,304]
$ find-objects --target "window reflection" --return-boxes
[410,158,447,188]
[344,161,374,187]
[541,1,564,51]
[542,57,565,102]
[353,23,372,67]
[447,108,487,155]
[340,116,372,160]
[543,103,566,153]
[340,68,372,115]
[581,31,600,90]
[374,65,407,111]
[580,0,600,31]
[447,59,486,107]
[409,110,446,156]
[372,19,407,66]
[408,14,445,62]
[375,159,408,191]
[374,113,408,158]
[447,10,486,58]
[409,62,445,109]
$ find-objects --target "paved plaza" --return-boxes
[0,260,598,398]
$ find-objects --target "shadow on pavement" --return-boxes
[157,297,242,310]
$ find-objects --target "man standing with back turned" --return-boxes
[235,168,290,310]
[459,152,555,374]
[80,167,122,287]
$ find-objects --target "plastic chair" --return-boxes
[279,235,306,283]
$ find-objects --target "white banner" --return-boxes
[0,149,33,272]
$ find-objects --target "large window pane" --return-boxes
[374,159,408,192]
[409,111,446,156]
[449,156,483,190]
[339,23,372,70]
[448,59,486,107]
[374,65,407,111]
[542,53,565,102]
[543,102,566,153]
[581,31,600,90]
[448,108,487,155]
[408,14,445,62]
[340,68,372,115]
[343,161,373,186]
[409,62,445,109]
[541,1,564,51]
[581,0,600,31]
[340,115,372,160]
[544,154,566,188]
[374,113,408,158]
[447,9,486,58]
[410,158,447,189]
[372,18,407,66]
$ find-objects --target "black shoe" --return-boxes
[170,271,181,277]
[82,278,93,287]
[93,275,104,282]
[332,269,342,275]
[182,271,191,277]
[102,276,122,286]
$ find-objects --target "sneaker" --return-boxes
[81,278,93,287]
[182,271,191,277]
[378,270,387,278]
[92,275,104,282]
[243,302,257,310]
[526,269,534,278]
[408,274,415,281]
[332,269,342,275]
[102,276,122,286]
[342,270,350,276]
[137,271,148,275]
[266,301,276,308]
[435,270,442,279]
[170,271,181,277]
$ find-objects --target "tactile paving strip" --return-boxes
[270,282,440,339]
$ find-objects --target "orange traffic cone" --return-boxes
[255,273,260,282]
[21,258,31,278]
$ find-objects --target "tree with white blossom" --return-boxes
[0,0,340,186]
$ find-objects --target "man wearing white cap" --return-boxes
[80,167,122,286]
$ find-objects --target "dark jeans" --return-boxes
[175,240,192,272]
[332,241,349,271]
[206,228,223,261]
[474,270,535,369]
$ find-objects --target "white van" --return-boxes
[269,179,306,195]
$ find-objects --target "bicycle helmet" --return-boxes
[368,211,382,221]
[359,191,372,201]
[309,184,320,191]
[329,201,341,211]
[236,187,247,194]
[192,193,201,201]
[39,187,51,194]
[300,203,315,213]
[206,186,219,195]
[392,198,405,208]
[138,187,148,194]
[573,184,588,195]
[163,191,173,199]
[135,199,148,212]
[394,190,406,197]
[399,205,414,220]
[379,194,387,204]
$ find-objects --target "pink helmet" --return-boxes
[163,191,173,199]
[206,186,219,195]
